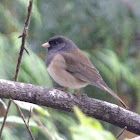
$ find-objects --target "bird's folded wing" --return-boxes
[61,49,104,87]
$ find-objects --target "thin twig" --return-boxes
[116,126,127,139]
[0,0,34,139]
[32,111,55,140]
[14,0,33,81]
[13,101,35,140]
[0,99,12,138]
[24,47,30,56]
[27,107,33,124]
[0,99,7,110]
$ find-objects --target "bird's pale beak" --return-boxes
[42,42,50,48]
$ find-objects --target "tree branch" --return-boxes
[0,79,140,135]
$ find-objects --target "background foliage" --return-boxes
[0,0,140,139]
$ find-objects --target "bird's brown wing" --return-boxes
[61,49,103,87]
[61,49,127,108]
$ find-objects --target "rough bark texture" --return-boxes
[0,79,140,135]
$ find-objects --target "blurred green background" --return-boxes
[0,0,140,139]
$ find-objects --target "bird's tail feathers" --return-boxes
[97,83,128,109]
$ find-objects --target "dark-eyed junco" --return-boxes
[42,35,127,108]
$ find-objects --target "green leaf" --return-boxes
[70,126,115,140]
[71,107,116,140]
[0,116,37,126]
[14,101,50,117]
[96,49,121,78]
[73,106,102,130]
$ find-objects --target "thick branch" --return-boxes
[0,79,140,135]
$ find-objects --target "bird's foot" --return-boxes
[74,92,87,98]
[55,87,68,92]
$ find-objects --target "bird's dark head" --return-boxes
[42,35,77,54]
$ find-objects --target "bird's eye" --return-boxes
[55,41,59,45]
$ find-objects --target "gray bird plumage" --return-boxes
[42,35,128,108]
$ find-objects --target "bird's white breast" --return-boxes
[47,54,88,89]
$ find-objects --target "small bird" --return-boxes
[42,35,127,108]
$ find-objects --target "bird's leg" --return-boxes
[55,87,68,92]
[74,89,87,100]
[61,87,67,91]
[76,89,87,96]
[76,89,80,94]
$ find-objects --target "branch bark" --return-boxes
[0,79,140,135]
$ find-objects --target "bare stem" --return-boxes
[14,101,35,140]
[0,0,34,139]
[32,111,55,140]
